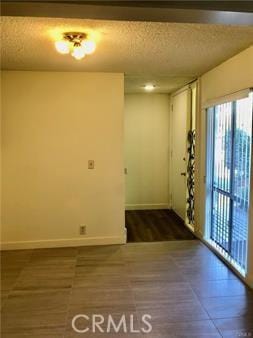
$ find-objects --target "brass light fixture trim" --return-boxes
[64,32,87,46]
[54,31,96,60]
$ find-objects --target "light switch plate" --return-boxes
[88,160,95,169]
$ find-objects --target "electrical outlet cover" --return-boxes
[80,225,86,235]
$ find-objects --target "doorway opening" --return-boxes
[124,81,197,242]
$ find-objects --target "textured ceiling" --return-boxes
[1,16,253,93]
[125,76,194,94]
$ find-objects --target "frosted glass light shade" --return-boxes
[55,40,70,54]
[82,40,96,54]
[71,46,86,60]
[144,84,155,91]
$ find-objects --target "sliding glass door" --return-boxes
[206,92,253,273]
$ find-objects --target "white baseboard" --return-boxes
[0,235,126,251]
[125,203,170,210]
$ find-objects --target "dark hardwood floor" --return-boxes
[125,209,196,242]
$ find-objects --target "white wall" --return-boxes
[0,76,2,238]
[1,71,125,249]
[125,94,170,210]
[195,46,253,286]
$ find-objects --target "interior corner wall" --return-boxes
[1,71,125,250]
[124,94,170,210]
[195,45,253,286]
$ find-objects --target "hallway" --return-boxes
[125,209,196,242]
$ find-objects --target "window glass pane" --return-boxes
[231,94,253,269]
[213,103,232,193]
[207,92,253,273]
[211,190,230,252]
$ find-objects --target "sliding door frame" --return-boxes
[205,92,253,276]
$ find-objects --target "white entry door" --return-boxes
[170,89,190,221]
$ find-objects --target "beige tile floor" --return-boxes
[1,240,253,337]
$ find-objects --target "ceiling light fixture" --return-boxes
[55,32,96,60]
[144,84,156,92]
